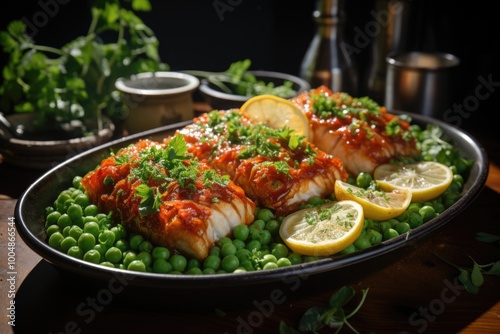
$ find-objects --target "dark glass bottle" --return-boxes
[300,0,358,95]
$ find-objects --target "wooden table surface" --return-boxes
[1,117,499,334]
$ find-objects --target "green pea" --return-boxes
[303,256,320,263]
[115,239,129,253]
[97,230,115,248]
[105,247,123,264]
[235,248,251,262]
[202,268,216,275]
[395,222,411,234]
[407,202,422,214]
[221,242,237,257]
[209,246,221,257]
[407,212,423,229]
[74,193,90,208]
[169,254,187,272]
[45,211,62,228]
[83,221,100,239]
[128,259,146,272]
[60,236,77,253]
[271,243,289,259]
[261,261,277,270]
[383,228,399,240]
[240,259,255,271]
[233,224,249,241]
[48,232,64,250]
[93,244,107,257]
[72,176,83,189]
[260,230,272,246]
[152,246,170,261]
[246,239,261,252]
[265,219,280,236]
[46,225,60,237]
[129,234,144,251]
[257,208,275,223]
[306,196,325,207]
[419,205,436,222]
[78,232,96,252]
[57,214,73,229]
[232,239,246,250]
[261,254,277,266]
[111,225,127,240]
[366,229,382,245]
[123,251,137,268]
[203,255,221,271]
[356,172,373,189]
[83,249,101,264]
[277,257,292,267]
[221,255,239,272]
[55,193,71,212]
[139,240,153,253]
[353,236,371,250]
[378,222,391,234]
[100,261,115,268]
[62,226,71,238]
[67,246,83,259]
[338,244,356,255]
[218,237,232,246]
[153,259,172,274]
[287,253,303,265]
[251,219,266,231]
[69,225,83,240]
[136,251,152,267]
[84,204,99,217]
[186,267,203,275]
[67,203,83,222]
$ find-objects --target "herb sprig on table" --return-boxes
[435,232,500,294]
[280,285,369,334]
[0,0,167,132]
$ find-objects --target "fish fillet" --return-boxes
[81,138,255,260]
[291,86,420,175]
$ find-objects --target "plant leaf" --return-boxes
[475,232,500,243]
[458,269,479,294]
[485,261,500,276]
[470,263,484,287]
[298,306,328,332]
[329,285,355,308]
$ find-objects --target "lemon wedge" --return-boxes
[279,200,364,256]
[240,94,309,138]
[373,161,454,203]
[334,180,412,221]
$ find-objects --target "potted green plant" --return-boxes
[0,0,168,139]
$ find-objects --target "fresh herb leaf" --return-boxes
[281,285,368,334]
[134,184,161,216]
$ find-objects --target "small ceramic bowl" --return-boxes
[198,70,311,110]
[115,72,200,134]
[0,113,115,170]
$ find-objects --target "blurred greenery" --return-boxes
[0,0,168,133]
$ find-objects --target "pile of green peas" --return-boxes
[44,175,316,274]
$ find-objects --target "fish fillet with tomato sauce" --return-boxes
[81,136,255,260]
[291,86,420,175]
[175,109,347,216]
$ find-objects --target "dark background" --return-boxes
[1,0,498,147]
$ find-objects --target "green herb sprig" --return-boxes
[184,59,297,98]
[435,232,500,294]
[279,285,369,334]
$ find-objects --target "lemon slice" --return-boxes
[279,200,364,256]
[240,94,309,138]
[334,180,412,221]
[374,161,454,203]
